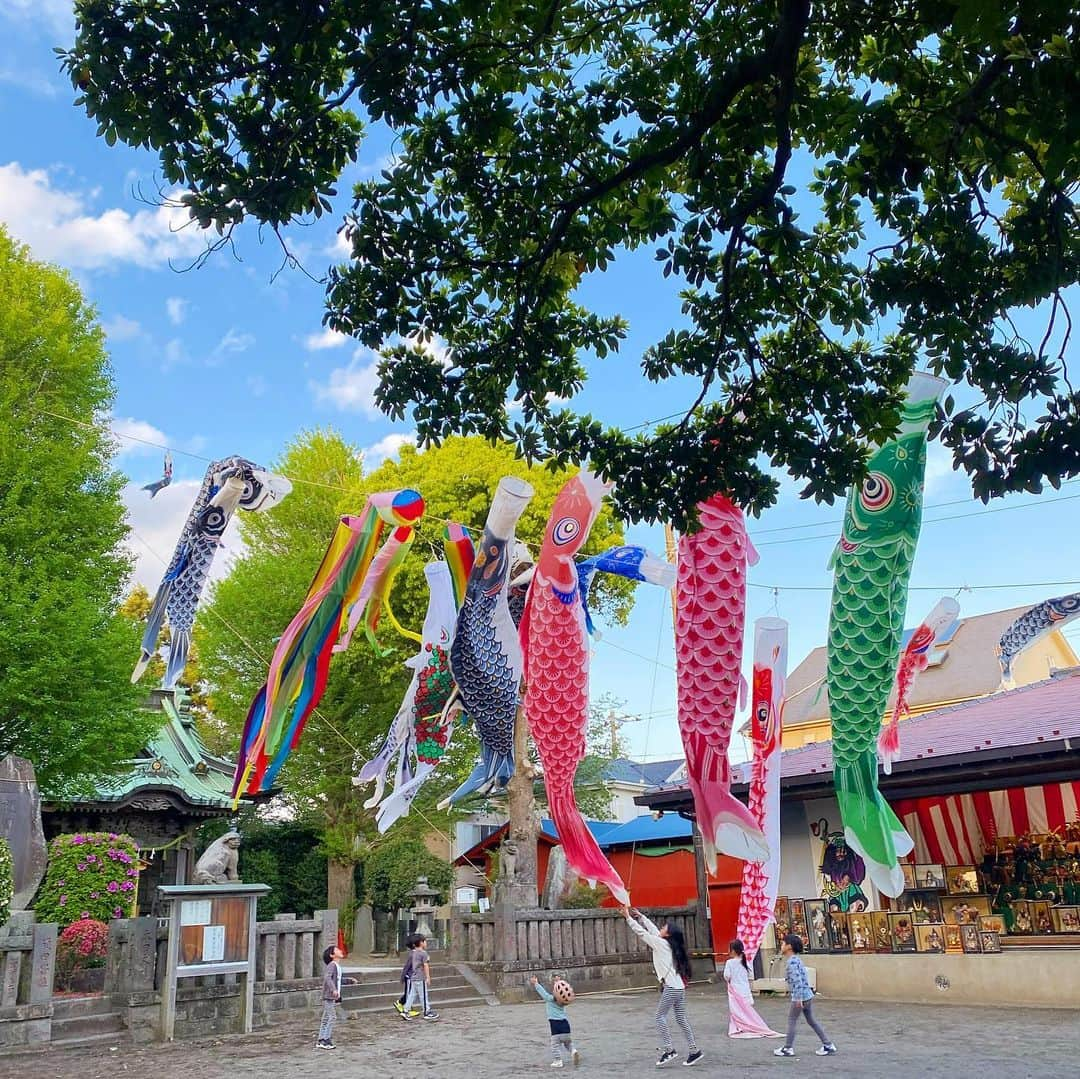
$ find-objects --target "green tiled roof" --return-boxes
[80,689,239,811]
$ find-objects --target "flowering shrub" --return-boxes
[0,839,12,927]
[58,918,109,966]
[35,832,140,927]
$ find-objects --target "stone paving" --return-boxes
[4,986,1078,1079]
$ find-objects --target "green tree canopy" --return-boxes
[363,836,454,912]
[65,1,1079,523]
[0,227,154,793]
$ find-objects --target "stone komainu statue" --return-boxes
[193,830,241,885]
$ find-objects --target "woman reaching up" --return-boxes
[622,906,702,1068]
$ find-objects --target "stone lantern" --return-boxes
[409,876,438,940]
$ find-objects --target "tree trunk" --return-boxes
[505,705,539,906]
[327,858,356,925]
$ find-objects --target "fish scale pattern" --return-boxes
[675,494,768,869]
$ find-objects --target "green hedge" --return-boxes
[35,832,139,927]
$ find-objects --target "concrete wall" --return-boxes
[808,952,1080,1009]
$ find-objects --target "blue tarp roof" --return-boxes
[539,813,692,848]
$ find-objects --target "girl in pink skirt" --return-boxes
[723,940,782,1039]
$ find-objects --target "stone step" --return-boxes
[344,994,488,1019]
[51,995,119,1020]
[342,976,472,999]
[50,1011,128,1043]
[50,1028,131,1050]
[341,984,480,1010]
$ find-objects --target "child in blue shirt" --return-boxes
[530,975,580,1069]
[773,934,837,1058]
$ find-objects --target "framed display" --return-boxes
[914,864,946,890]
[898,890,942,924]
[915,924,946,954]
[943,895,991,924]
[1050,905,1080,933]
[848,913,873,954]
[901,863,917,890]
[946,865,980,895]
[789,899,809,949]
[827,911,851,952]
[1010,900,1034,934]
[888,913,917,953]
[978,930,1002,954]
[1032,900,1054,934]
[960,924,982,953]
[871,912,893,954]
[804,899,830,953]
[978,913,1007,935]
[942,923,964,954]
[773,897,792,949]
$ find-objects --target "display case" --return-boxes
[888,912,917,953]
[827,911,851,952]
[804,899,830,953]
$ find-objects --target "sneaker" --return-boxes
[319,1041,336,1050]
[572,1049,581,1067]
[815,1044,838,1056]
[683,1050,703,1067]
[773,1047,795,1057]
[399,1009,413,1022]
[422,1011,440,1021]
[393,1001,405,1015]
[409,1009,421,1017]
[657,1050,679,1067]
[551,1062,564,1070]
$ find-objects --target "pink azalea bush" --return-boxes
[35,832,140,928]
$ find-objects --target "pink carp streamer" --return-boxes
[520,470,630,904]
[878,596,959,774]
[736,618,788,961]
[675,494,768,870]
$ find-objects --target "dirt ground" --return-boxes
[4,987,1078,1079]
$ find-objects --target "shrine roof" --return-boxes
[58,689,248,815]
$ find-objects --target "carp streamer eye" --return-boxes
[859,472,894,512]
[552,517,580,545]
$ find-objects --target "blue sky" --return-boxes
[4,5,1079,767]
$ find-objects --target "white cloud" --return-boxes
[404,332,453,370]
[0,0,73,34]
[0,66,61,98]
[163,338,187,369]
[165,297,189,325]
[0,162,207,271]
[309,347,382,416]
[924,439,963,496]
[210,328,255,363]
[101,314,144,342]
[110,416,167,458]
[121,479,245,592]
[363,432,416,466]
[303,327,350,351]
[247,375,268,398]
[327,229,353,259]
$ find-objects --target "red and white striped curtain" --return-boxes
[892,781,1080,864]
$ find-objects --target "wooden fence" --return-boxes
[255,911,337,984]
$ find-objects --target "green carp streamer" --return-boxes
[826,371,946,897]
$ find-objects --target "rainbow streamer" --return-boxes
[232,489,424,801]
[442,523,475,608]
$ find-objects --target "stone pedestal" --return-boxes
[352,905,374,956]
[0,755,47,910]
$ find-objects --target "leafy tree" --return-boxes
[65,1,1080,523]
[363,837,454,913]
[196,430,631,914]
[0,839,12,927]
[0,228,155,793]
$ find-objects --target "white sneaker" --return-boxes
[551,1061,564,1069]
[815,1044,838,1056]
[773,1047,795,1057]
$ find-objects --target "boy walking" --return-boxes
[401,933,439,1021]
[530,975,579,1069]
[317,944,356,1049]
[773,934,837,1058]
[395,933,421,1017]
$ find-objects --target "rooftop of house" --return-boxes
[604,757,685,787]
[638,666,1080,810]
[782,605,1077,728]
[454,812,693,865]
